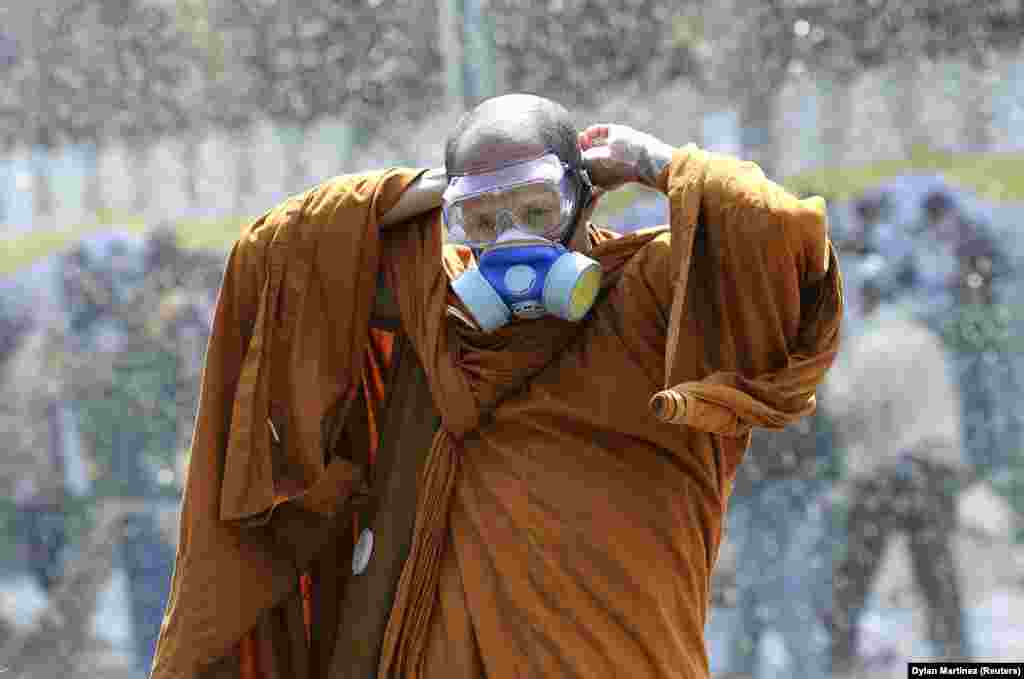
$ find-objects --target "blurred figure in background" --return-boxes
[711,411,838,679]
[927,190,1018,483]
[5,323,70,596]
[838,191,915,334]
[14,473,67,594]
[56,233,186,673]
[825,265,971,673]
[907,190,961,322]
[848,192,889,256]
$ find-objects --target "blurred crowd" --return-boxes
[710,181,1022,678]
[0,181,1021,677]
[0,225,219,673]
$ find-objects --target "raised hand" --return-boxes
[578,124,675,192]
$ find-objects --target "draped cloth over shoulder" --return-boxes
[651,146,842,437]
[149,168,426,679]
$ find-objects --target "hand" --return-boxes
[578,124,674,192]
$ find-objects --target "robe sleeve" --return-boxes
[648,144,844,440]
[150,168,424,679]
[150,214,307,679]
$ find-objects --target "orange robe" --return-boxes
[150,145,842,679]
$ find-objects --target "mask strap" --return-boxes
[557,164,593,247]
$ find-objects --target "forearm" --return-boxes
[380,167,447,228]
[636,139,674,189]
[579,124,674,192]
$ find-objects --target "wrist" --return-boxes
[637,141,674,190]
[653,145,686,195]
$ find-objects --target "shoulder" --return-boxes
[237,191,309,254]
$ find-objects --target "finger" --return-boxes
[578,124,610,150]
[582,146,613,163]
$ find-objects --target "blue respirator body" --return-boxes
[451,230,603,332]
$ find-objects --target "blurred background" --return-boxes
[0,1,1022,678]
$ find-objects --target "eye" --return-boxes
[526,207,550,223]
[470,216,496,239]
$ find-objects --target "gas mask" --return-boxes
[442,153,601,332]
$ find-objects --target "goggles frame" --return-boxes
[442,152,584,248]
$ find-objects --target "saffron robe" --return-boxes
[149,144,843,679]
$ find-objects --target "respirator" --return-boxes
[442,153,601,332]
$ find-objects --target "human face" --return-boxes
[448,182,564,245]
[443,153,578,248]
[447,133,590,253]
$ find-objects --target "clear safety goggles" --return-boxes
[442,153,578,248]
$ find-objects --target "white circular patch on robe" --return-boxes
[352,528,374,575]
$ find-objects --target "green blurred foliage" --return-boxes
[787,148,1024,204]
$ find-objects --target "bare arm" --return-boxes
[380,167,447,227]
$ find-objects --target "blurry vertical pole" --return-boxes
[730,1,788,180]
[462,0,498,105]
[279,124,306,195]
[439,0,466,112]
[321,108,356,174]
[130,143,150,215]
[28,6,56,221]
[961,58,995,153]
[203,0,256,213]
[818,72,855,169]
[989,57,1021,151]
[77,10,106,221]
[0,31,13,225]
[1010,59,1024,149]
[889,57,929,158]
[285,7,305,194]
[183,131,201,209]
[180,0,212,212]
[0,158,6,224]
[232,126,255,214]
[82,141,104,218]
[738,87,779,178]
[31,142,56,221]
[334,120,356,172]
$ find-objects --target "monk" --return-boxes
[149,94,843,679]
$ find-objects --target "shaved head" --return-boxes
[444,94,595,252]
[445,94,582,176]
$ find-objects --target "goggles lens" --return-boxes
[443,154,576,247]
[446,182,567,244]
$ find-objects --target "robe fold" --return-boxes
[150,144,842,679]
